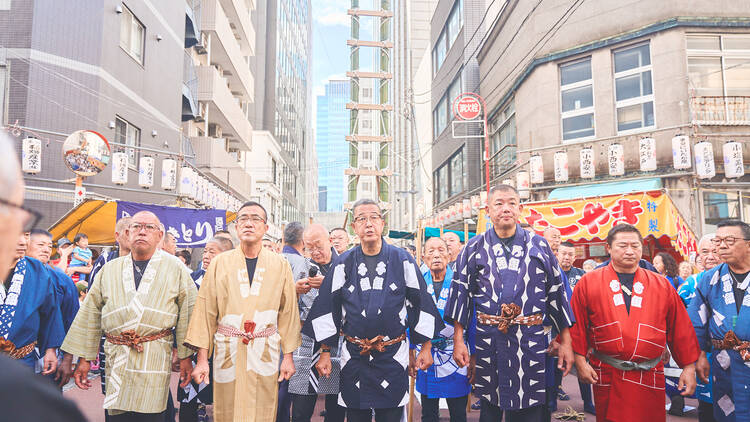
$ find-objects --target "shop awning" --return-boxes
[547,178,662,200]
[477,190,697,260]
[49,199,236,247]
[423,227,475,242]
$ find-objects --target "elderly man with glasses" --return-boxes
[688,219,750,422]
[303,198,444,422]
[62,211,197,422]
[186,201,301,422]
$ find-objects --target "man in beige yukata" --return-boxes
[186,200,302,422]
[62,211,197,422]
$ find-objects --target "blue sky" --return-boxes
[311,0,350,97]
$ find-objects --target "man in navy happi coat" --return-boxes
[303,199,444,422]
[445,185,574,422]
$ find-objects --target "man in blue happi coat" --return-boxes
[445,184,575,422]
[411,236,475,422]
[1,232,64,372]
[688,219,750,422]
[304,199,445,422]
[26,229,79,388]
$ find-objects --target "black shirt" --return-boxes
[729,269,749,313]
[3,265,14,294]
[363,253,380,279]
[499,235,515,255]
[246,258,258,287]
[133,260,149,289]
[432,278,445,297]
[616,272,636,313]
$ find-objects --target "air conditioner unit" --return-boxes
[208,123,222,138]
[195,102,206,122]
[195,33,208,54]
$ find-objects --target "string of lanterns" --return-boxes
[422,135,745,228]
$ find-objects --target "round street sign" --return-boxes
[453,95,482,120]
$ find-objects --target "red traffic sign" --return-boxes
[453,95,482,120]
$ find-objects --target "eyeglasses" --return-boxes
[0,197,42,232]
[236,214,266,226]
[130,223,160,233]
[711,236,750,246]
[353,214,383,225]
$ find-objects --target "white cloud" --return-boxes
[312,0,350,27]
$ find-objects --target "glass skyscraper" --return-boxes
[316,80,350,211]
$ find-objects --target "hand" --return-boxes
[278,353,295,382]
[179,357,194,388]
[696,352,710,384]
[73,359,92,390]
[171,348,180,372]
[316,352,332,378]
[468,354,477,384]
[408,349,417,378]
[307,275,324,289]
[295,278,311,295]
[557,341,574,376]
[416,344,433,371]
[574,354,598,384]
[453,340,470,368]
[678,364,697,396]
[55,353,74,388]
[191,359,210,385]
[65,267,75,276]
[42,348,57,375]
[546,340,560,356]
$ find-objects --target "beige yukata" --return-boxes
[184,247,302,422]
[61,250,197,415]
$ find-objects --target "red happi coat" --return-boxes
[570,264,700,422]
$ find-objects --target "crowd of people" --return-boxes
[1,131,750,422]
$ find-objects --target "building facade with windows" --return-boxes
[476,0,750,237]
[316,79,350,212]
[0,0,232,229]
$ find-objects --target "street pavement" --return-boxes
[63,373,702,421]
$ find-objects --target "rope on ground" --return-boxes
[553,406,586,421]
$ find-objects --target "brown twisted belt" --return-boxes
[0,338,37,359]
[105,328,172,353]
[343,332,407,356]
[712,330,750,361]
[477,303,543,333]
[217,321,277,345]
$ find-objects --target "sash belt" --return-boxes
[217,322,277,345]
[105,328,172,353]
[477,303,543,333]
[712,330,750,361]
[431,337,454,350]
[592,350,663,371]
[0,338,36,359]
[343,332,407,356]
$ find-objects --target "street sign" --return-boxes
[74,186,86,206]
[453,95,482,120]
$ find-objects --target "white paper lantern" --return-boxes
[516,170,530,199]
[639,138,657,172]
[21,138,42,174]
[198,178,207,204]
[480,191,487,207]
[723,141,745,179]
[672,135,692,170]
[694,141,716,179]
[111,151,128,185]
[608,144,624,176]
[529,155,544,184]
[462,199,471,219]
[554,151,568,182]
[470,195,480,213]
[502,178,514,187]
[580,148,595,179]
[161,158,177,190]
[179,167,193,197]
[138,156,155,188]
[211,186,219,208]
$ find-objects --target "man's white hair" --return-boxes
[0,131,22,201]
[698,233,716,250]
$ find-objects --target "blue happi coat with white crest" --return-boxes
[303,238,444,409]
[688,263,750,422]
[444,224,573,410]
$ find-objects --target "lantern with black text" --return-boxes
[554,151,568,182]
[580,148,595,179]
[138,156,155,188]
[161,158,177,190]
[21,138,41,174]
[672,135,692,170]
[639,138,657,172]
[111,151,128,185]
[723,141,744,179]
[694,141,716,179]
[608,144,624,176]
[529,155,544,184]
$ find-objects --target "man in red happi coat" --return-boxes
[570,224,700,422]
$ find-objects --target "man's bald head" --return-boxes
[543,227,562,253]
[128,211,163,260]
[304,223,333,265]
[441,231,462,262]
[304,224,329,239]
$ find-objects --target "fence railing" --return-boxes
[691,96,750,124]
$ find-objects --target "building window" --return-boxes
[432,0,463,75]
[450,149,464,196]
[613,43,654,132]
[120,4,145,64]
[703,191,740,233]
[114,117,141,168]
[271,158,277,184]
[433,74,462,138]
[490,101,517,178]
[433,147,465,204]
[560,58,594,141]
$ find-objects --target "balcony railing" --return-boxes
[691,96,750,125]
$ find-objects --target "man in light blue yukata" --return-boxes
[411,236,475,422]
[445,184,574,422]
[688,219,750,422]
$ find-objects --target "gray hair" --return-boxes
[283,221,304,246]
[352,198,381,216]
[698,233,715,249]
[0,131,22,201]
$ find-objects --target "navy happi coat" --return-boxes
[445,224,573,410]
[303,239,444,409]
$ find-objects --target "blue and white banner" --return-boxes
[116,201,226,247]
